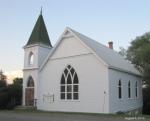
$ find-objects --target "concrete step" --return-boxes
[15,106,36,110]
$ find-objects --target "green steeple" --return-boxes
[26,12,52,47]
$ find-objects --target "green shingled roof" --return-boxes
[26,14,52,46]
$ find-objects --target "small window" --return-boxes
[118,80,122,99]
[73,93,78,100]
[135,81,138,98]
[128,81,131,98]
[61,86,65,92]
[29,52,34,65]
[67,93,72,99]
[73,85,78,92]
[67,85,72,92]
[61,93,65,99]
[60,65,79,100]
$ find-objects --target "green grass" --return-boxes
[1,108,150,119]
[13,108,148,118]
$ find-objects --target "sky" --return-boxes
[1,0,150,72]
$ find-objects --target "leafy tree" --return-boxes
[0,74,8,108]
[7,78,23,107]
[11,78,23,105]
[0,70,7,81]
[0,88,10,108]
[0,77,23,109]
[143,87,150,114]
[0,70,7,92]
[126,32,150,114]
[0,80,7,88]
[13,78,23,86]
[127,32,150,85]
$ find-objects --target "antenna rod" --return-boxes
[40,6,43,15]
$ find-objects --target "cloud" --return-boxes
[4,70,23,84]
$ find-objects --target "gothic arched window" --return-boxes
[29,52,34,65]
[27,76,34,87]
[118,80,122,99]
[60,65,79,100]
[128,81,131,98]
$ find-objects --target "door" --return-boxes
[25,88,34,106]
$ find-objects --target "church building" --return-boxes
[23,12,143,114]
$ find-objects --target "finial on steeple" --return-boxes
[26,6,52,47]
[40,6,43,15]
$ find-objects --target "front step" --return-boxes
[15,106,36,110]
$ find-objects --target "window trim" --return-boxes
[135,81,138,98]
[118,80,122,99]
[28,52,34,65]
[60,65,79,101]
[128,81,131,99]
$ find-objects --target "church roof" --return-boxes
[26,13,52,47]
[40,27,141,76]
[69,28,141,75]
[68,28,141,76]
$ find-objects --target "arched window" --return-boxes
[60,65,79,100]
[29,52,34,65]
[118,80,122,99]
[128,81,131,98]
[135,81,138,98]
[27,76,34,87]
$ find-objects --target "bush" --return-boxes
[0,78,22,109]
[143,87,150,114]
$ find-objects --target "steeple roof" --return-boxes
[26,13,52,47]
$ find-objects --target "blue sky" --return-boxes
[1,0,150,72]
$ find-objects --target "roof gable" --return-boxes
[40,27,141,76]
[51,35,91,59]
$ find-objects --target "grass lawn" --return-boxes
[0,108,149,121]
[12,108,150,118]
[0,109,150,121]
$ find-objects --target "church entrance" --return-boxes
[25,88,34,106]
[25,76,34,106]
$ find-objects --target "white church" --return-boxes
[22,12,143,114]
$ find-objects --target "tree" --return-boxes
[0,80,7,88]
[126,32,150,114]
[127,32,150,85]
[0,72,8,109]
[0,70,7,81]
[13,78,23,86]
[0,77,23,109]
[12,78,23,105]
[7,78,23,107]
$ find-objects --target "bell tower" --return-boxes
[22,11,52,106]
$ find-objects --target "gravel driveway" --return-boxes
[0,111,148,121]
